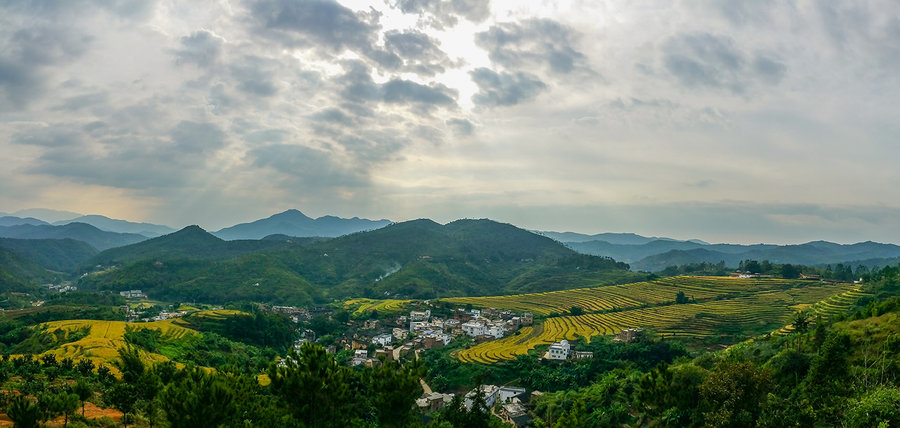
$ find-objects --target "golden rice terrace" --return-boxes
[450,276,869,364]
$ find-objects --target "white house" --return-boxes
[461,321,487,337]
[464,385,500,410]
[352,349,368,366]
[409,310,431,321]
[372,333,393,347]
[548,339,570,360]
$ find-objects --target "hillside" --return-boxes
[0,238,98,272]
[453,276,867,363]
[54,214,175,237]
[0,222,147,251]
[213,209,391,240]
[0,216,49,227]
[566,237,900,272]
[78,219,644,303]
[87,225,296,266]
[0,247,55,293]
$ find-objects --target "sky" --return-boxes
[1,0,899,244]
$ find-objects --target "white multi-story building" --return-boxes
[461,321,487,337]
[548,339,570,360]
[372,333,393,347]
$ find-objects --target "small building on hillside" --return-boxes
[575,351,594,359]
[547,340,571,360]
[372,333,393,347]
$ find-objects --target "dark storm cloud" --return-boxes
[661,33,786,93]
[336,60,457,112]
[391,0,490,29]
[24,120,228,190]
[382,30,453,76]
[470,68,546,107]
[475,19,587,74]
[0,25,93,109]
[173,30,224,68]
[381,79,456,108]
[247,0,379,53]
[251,143,367,189]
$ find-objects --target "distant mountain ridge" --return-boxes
[213,209,391,240]
[0,238,97,272]
[0,223,148,251]
[550,232,900,272]
[88,225,291,266]
[0,216,50,227]
[54,215,175,237]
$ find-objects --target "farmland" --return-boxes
[457,279,868,363]
[443,276,816,315]
[14,310,241,371]
[344,298,414,315]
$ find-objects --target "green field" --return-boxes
[456,277,868,363]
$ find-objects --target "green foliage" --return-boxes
[698,361,772,428]
[159,367,238,428]
[0,237,97,273]
[267,343,354,427]
[78,219,642,302]
[6,395,42,428]
[843,386,900,428]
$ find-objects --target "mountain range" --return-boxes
[557,237,900,272]
[77,219,642,305]
[212,209,391,240]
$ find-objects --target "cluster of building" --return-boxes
[44,283,77,293]
[119,289,145,298]
[412,384,534,427]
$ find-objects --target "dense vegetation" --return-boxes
[76,219,644,303]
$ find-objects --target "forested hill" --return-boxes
[0,222,147,251]
[0,238,97,272]
[86,225,292,266]
[78,219,645,305]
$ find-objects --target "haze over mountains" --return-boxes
[3,207,900,282]
[212,209,392,240]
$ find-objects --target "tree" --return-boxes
[843,387,900,428]
[570,306,584,316]
[699,362,771,428]
[675,291,689,304]
[781,264,800,279]
[48,392,79,428]
[73,378,93,417]
[160,367,237,428]
[364,359,425,427]
[268,342,353,427]
[7,395,42,428]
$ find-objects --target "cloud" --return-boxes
[173,30,224,68]
[170,121,226,154]
[470,68,546,106]
[447,118,474,136]
[661,32,786,93]
[247,0,380,54]
[391,0,491,29]
[251,143,367,189]
[230,56,279,96]
[335,60,457,111]
[53,92,109,112]
[0,25,93,109]
[381,30,453,76]
[475,18,588,74]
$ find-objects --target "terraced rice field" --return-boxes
[344,298,414,315]
[444,276,815,315]
[458,281,862,363]
[15,312,231,372]
[776,286,871,334]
